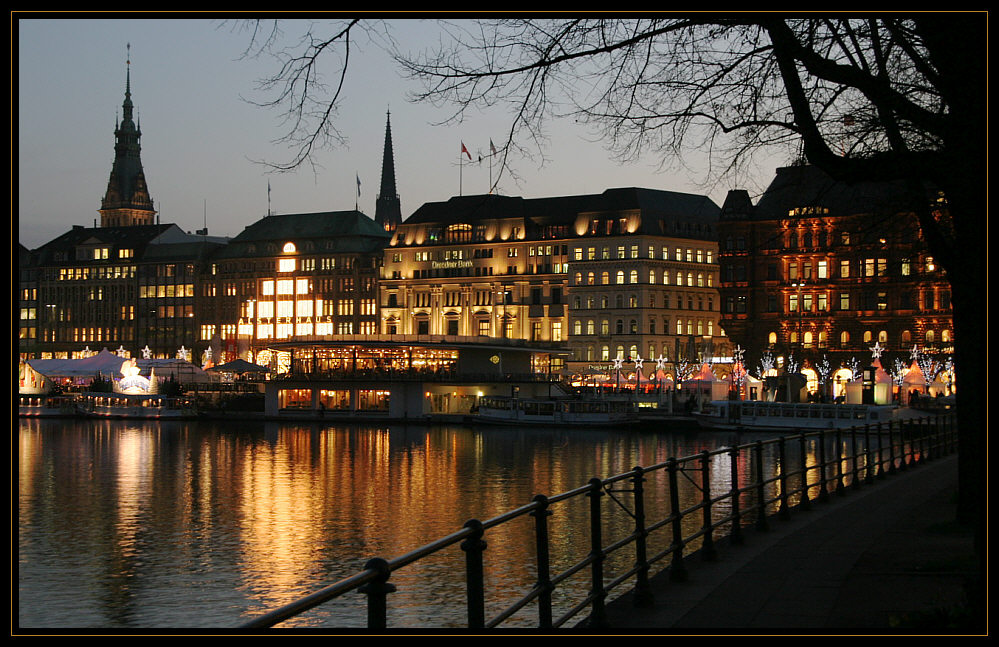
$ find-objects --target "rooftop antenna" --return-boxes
[267,180,272,216]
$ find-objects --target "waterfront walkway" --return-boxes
[600,453,983,633]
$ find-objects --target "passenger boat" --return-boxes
[692,399,899,432]
[75,392,200,419]
[18,394,81,417]
[475,396,636,426]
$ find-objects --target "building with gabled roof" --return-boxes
[717,163,953,398]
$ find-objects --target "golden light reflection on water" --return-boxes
[20,419,905,629]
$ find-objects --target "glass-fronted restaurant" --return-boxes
[260,335,567,419]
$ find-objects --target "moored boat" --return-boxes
[76,392,200,419]
[19,392,200,419]
[475,396,636,426]
[18,394,81,417]
[692,399,899,432]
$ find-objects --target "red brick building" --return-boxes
[718,164,953,384]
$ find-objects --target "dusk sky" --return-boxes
[17,17,784,250]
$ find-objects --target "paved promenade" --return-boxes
[599,453,983,633]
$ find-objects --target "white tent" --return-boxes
[26,349,212,386]
[682,363,729,402]
[26,349,126,379]
[18,360,53,394]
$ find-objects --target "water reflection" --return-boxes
[19,417,896,629]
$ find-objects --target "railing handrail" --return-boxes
[239,411,956,630]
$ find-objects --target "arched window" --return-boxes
[878,330,888,343]
[768,331,778,346]
[630,319,638,334]
[926,330,936,343]
[587,272,595,285]
[586,320,594,335]
[601,271,609,285]
[901,330,912,344]
[616,270,625,284]
[840,331,850,348]
[629,269,638,284]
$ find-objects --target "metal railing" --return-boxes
[239,411,956,629]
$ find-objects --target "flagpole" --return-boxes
[459,145,463,196]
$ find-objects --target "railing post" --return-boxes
[851,427,862,490]
[887,419,897,475]
[863,424,874,485]
[817,430,830,503]
[699,452,717,560]
[777,437,790,520]
[461,519,487,629]
[754,441,769,531]
[666,459,688,581]
[630,466,655,606]
[358,557,396,629]
[530,494,554,628]
[728,447,744,545]
[919,417,928,464]
[798,433,811,511]
[835,429,846,496]
[585,477,609,627]
[900,418,911,471]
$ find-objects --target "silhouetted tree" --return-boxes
[236,16,985,538]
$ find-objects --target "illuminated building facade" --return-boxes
[25,224,226,360]
[199,210,390,367]
[20,56,227,361]
[718,164,953,375]
[380,188,727,377]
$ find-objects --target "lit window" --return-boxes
[278,258,295,272]
[283,242,296,253]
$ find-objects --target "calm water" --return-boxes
[18,416,775,630]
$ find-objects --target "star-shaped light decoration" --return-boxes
[177,345,190,362]
[612,356,624,371]
[633,354,644,372]
[910,345,921,361]
[141,345,152,359]
[115,346,129,358]
[869,341,884,360]
[655,354,668,373]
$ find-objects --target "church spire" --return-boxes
[99,43,155,228]
[374,109,402,233]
